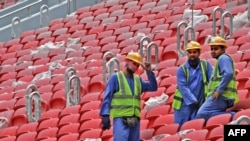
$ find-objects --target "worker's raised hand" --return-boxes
[142,61,152,72]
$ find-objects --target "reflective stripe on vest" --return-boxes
[110,72,142,118]
[208,54,238,103]
[172,60,208,110]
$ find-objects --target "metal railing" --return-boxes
[176,21,188,57]
[65,67,80,107]
[11,16,20,39]
[25,84,41,123]
[67,0,76,15]
[146,42,159,69]
[0,0,44,19]
[107,57,120,79]
[103,51,115,84]
[40,4,49,27]
[212,6,233,39]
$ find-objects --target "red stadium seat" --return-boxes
[57,123,80,137]
[37,118,59,132]
[180,118,205,131]
[183,129,209,141]
[58,133,79,141]
[16,131,37,141]
[0,126,18,139]
[36,127,58,141]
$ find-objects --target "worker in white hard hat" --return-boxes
[100,51,157,141]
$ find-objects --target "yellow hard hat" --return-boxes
[209,36,228,48]
[185,41,202,51]
[126,52,143,65]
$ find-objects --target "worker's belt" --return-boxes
[122,116,139,128]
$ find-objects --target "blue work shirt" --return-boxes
[215,54,234,94]
[177,60,213,106]
[100,71,158,116]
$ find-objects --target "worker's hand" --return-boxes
[142,61,152,72]
[101,115,111,130]
[213,91,220,100]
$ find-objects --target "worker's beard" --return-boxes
[188,58,200,68]
[126,63,135,75]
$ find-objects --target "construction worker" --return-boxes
[99,52,158,141]
[172,41,213,128]
[196,36,239,121]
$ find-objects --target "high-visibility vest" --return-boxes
[172,60,208,110]
[207,54,238,103]
[110,72,142,118]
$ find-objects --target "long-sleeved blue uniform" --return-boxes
[174,60,213,127]
[196,54,236,121]
[100,71,157,141]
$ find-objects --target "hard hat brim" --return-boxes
[126,57,143,65]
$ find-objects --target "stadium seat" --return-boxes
[159,75,177,89]
[49,89,66,109]
[239,42,250,51]
[16,131,37,141]
[16,122,38,136]
[80,100,101,114]
[146,105,171,128]
[232,109,250,121]
[79,128,102,139]
[79,109,100,123]
[237,89,249,100]
[64,19,79,29]
[68,25,85,36]
[79,118,102,133]
[204,113,232,131]
[236,69,250,89]
[183,129,209,141]
[150,114,174,130]
[140,128,154,140]
[180,118,205,131]
[153,123,179,136]
[80,92,101,105]
[57,123,80,137]
[36,127,58,141]
[58,113,80,127]
[37,117,59,132]
[59,105,80,118]
[206,125,223,141]
[159,134,181,141]
[11,107,28,126]
[75,6,90,15]
[0,98,16,113]
[0,136,16,141]
[234,35,250,46]
[142,86,166,101]
[0,126,18,139]
[156,59,177,72]
[58,133,79,141]
[87,81,106,93]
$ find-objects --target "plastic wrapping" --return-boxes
[144,93,169,111]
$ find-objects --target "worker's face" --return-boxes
[210,45,222,59]
[187,49,200,60]
[126,59,139,74]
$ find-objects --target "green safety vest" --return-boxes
[110,72,142,118]
[172,60,208,110]
[207,54,238,103]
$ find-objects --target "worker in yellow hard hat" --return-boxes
[172,40,213,128]
[100,51,158,141]
[196,36,239,121]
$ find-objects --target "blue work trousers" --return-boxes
[113,117,140,141]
